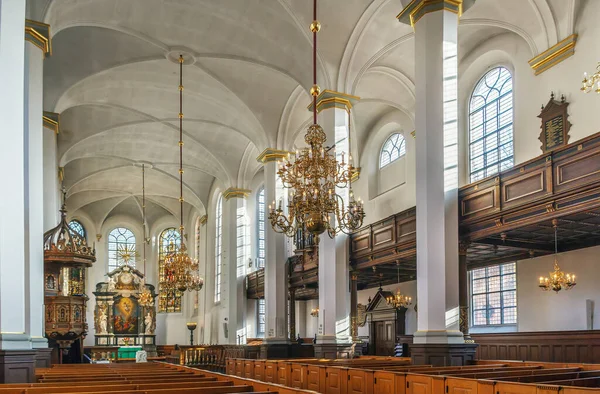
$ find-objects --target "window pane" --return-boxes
[469,67,513,182]
[470,262,517,326]
[379,133,406,169]
[107,227,136,271]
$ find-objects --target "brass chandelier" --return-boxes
[386,263,412,309]
[538,220,576,293]
[160,55,203,293]
[138,163,153,307]
[581,62,600,94]
[268,0,364,240]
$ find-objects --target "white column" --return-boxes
[263,160,288,343]
[0,0,29,349]
[221,190,249,344]
[317,104,352,345]
[43,124,59,230]
[24,29,48,349]
[411,4,462,344]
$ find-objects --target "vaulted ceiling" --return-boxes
[31,0,581,231]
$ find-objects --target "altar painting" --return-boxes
[113,296,138,335]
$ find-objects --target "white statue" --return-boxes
[99,308,108,334]
[136,350,147,363]
[144,312,154,334]
[107,276,116,292]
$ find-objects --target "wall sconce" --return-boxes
[310,308,319,318]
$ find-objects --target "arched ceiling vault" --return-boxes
[40,0,569,231]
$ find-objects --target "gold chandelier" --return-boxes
[538,220,576,293]
[581,62,600,93]
[138,163,153,307]
[160,55,204,293]
[386,263,412,309]
[268,0,364,240]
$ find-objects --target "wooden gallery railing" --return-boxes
[459,131,600,240]
[227,357,600,394]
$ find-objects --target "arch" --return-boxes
[379,133,407,169]
[468,66,514,182]
[68,219,86,239]
[107,227,136,271]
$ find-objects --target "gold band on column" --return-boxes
[256,148,290,164]
[43,111,60,134]
[528,34,578,76]
[397,0,466,27]
[223,188,251,200]
[307,90,360,114]
[199,215,208,225]
[25,19,51,57]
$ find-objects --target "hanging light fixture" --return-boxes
[581,62,600,94]
[386,262,412,309]
[538,220,576,293]
[138,164,153,307]
[268,0,364,241]
[310,308,319,318]
[161,55,204,293]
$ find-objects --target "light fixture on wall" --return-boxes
[267,0,364,242]
[161,55,203,293]
[139,163,153,307]
[581,62,600,93]
[386,262,412,309]
[310,308,319,318]
[538,219,576,293]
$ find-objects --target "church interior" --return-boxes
[2,0,600,392]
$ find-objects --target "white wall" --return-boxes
[516,246,600,332]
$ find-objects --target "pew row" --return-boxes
[223,358,600,393]
[5,362,319,394]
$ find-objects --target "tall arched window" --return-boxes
[469,67,514,182]
[68,220,86,239]
[379,133,406,168]
[256,187,265,269]
[158,228,182,313]
[107,227,136,271]
[215,195,223,303]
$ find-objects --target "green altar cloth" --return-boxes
[118,346,142,359]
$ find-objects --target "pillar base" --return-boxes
[409,343,478,366]
[0,350,36,383]
[314,343,355,359]
[260,343,290,359]
[34,348,53,368]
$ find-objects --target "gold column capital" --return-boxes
[307,90,360,114]
[58,166,64,182]
[25,19,51,57]
[256,148,290,163]
[223,188,251,200]
[528,34,578,76]
[199,215,208,225]
[351,167,361,183]
[397,0,473,27]
[43,111,60,134]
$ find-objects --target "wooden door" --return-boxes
[375,321,396,356]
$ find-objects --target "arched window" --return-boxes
[256,187,265,269]
[107,227,136,271]
[158,228,182,313]
[469,67,514,182]
[68,220,86,239]
[215,195,223,303]
[379,133,406,168]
